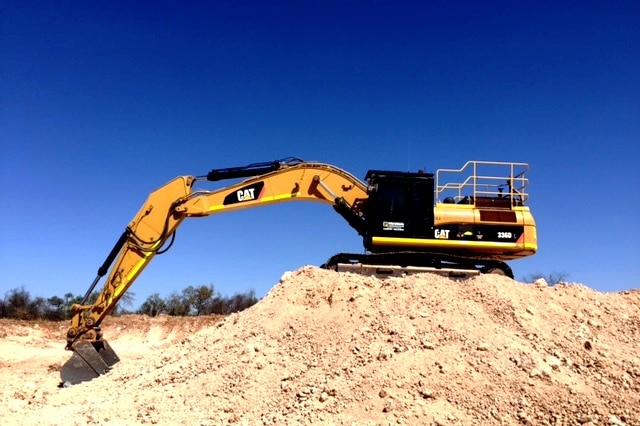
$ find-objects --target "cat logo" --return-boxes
[237,188,256,201]
[434,229,450,239]
[223,181,265,205]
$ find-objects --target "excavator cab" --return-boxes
[326,161,537,278]
[363,170,435,245]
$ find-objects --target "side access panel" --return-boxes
[364,170,435,247]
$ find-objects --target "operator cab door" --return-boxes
[364,171,435,248]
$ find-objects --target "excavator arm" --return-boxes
[61,158,368,385]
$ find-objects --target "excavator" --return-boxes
[60,157,537,385]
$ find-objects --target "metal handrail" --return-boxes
[435,161,529,206]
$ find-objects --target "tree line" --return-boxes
[1,270,568,321]
[0,284,259,321]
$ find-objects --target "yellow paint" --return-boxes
[371,236,518,249]
[112,247,158,301]
[261,192,300,202]
[208,192,300,211]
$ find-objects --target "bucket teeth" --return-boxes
[60,340,120,386]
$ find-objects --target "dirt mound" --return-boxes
[1,266,639,425]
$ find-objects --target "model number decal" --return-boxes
[497,232,513,239]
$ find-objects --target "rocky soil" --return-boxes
[1,266,639,425]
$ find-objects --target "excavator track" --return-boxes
[321,251,513,279]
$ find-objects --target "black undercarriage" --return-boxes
[321,251,514,279]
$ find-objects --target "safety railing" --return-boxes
[435,161,529,207]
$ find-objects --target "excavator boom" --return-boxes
[60,157,537,385]
[60,158,369,384]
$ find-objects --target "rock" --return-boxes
[608,415,625,425]
[477,342,491,351]
[418,387,435,399]
[534,278,548,287]
[279,271,293,283]
[578,415,597,424]
[546,356,561,370]
[422,340,436,350]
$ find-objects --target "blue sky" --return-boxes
[1,1,638,308]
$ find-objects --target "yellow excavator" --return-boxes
[61,157,537,385]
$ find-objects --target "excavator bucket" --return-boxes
[60,340,120,385]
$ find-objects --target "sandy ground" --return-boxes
[1,266,639,425]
